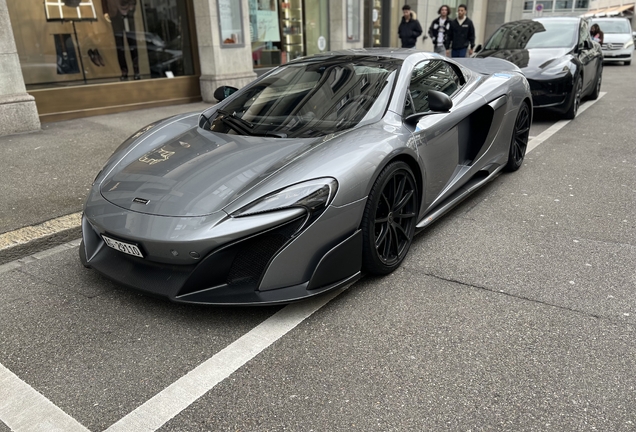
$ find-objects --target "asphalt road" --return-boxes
[0,62,634,431]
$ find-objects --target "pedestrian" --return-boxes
[428,4,451,55]
[398,4,423,49]
[590,23,604,44]
[445,4,476,58]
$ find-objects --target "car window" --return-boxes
[485,19,578,49]
[206,56,401,138]
[404,60,461,115]
[591,20,631,34]
[579,20,590,45]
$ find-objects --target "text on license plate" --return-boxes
[102,235,144,258]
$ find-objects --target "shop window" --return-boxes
[7,0,196,87]
[575,0,589,9]
[305,0,329,56]
[555,0,573,10]
[524,1,534,11]
[347,0,360,42]
[219,0,245,46]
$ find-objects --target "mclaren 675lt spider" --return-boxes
[80,49,532,305]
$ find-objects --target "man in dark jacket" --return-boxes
[398,5,423,49]
[444,4,476,58]
[428,4,451,55]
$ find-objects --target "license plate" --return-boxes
[102,235,144,258]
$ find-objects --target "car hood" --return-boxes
[475,47,571,76]
[100,127,317,217]
[602,34,632,45]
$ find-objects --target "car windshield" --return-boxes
[485,19,578,50]
[592,20,631,34]
[205,56,401,138]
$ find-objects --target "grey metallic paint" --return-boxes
[81,49,532,304]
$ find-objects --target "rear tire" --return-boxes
[361,162,418,275]
[504,103,530,172]
[563,75,582,120]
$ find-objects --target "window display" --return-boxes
[7,0,195,88]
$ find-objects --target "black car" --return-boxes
[474,17,603,119]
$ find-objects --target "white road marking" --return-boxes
[104,286,348,432]
[526,92,606,154]
[0,213,81,252]
[0,363,90,432]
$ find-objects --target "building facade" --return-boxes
[1,0,364,133]
[2,0,525,136]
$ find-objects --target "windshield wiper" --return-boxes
[216,109,254,129]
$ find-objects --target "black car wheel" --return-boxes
[587,67,602,100]
[361,161,418,275]
[504,102,530,172]
[564,75,582,120]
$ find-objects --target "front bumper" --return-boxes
[601,48,633,62]
[527,75,573,110]
[79,197,364,305]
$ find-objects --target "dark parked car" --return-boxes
[80,49,532,305]
[474,17,603,119]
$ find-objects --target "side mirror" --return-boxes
[474,44,483,53]
[404,90,453,125]
[428,90,453,112]
[213,85,239,102]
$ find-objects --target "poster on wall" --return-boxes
[249,0,280,42]
[219,0,243,44]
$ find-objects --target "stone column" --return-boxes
[192,0,257,103]
[0,0,40,136]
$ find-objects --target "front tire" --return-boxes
[563,75,582,120]
[504,102,530,172]
[587,67,602,100]
[361,161,418,275]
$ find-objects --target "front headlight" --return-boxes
[624,39,634,49]
[542,62,571,75]
[232,178,338,225]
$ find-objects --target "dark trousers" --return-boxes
[451,47,467,58]
[111,14,139,75]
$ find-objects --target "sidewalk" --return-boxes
[0,102,210,262]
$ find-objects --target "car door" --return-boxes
[403,60,463,209]
[578,19,597,93]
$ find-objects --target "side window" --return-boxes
[579,20,590,45]
[404,60,461,115]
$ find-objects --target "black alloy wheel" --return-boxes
[564,75,582,120]
[504,102,531,172]
[361,161,418,275]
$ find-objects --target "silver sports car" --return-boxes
[80,49,532,305]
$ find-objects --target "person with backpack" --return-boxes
[445,4,476,58]
[428,5,451,55]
